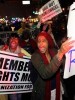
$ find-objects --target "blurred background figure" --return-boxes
[37,20,58,48]
[20,30,37,55]
[17,22,26,36]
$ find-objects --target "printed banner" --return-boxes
[39,0,62,22]
[0,50,33,94]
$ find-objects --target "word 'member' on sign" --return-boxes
[0,50,33,94]
[39,0,62,22]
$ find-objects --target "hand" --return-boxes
[18,53,25,58]
[60,38,75,54]
[57,38,75,60]
[1,44,8,50]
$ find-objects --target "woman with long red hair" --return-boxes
[31,31,75,100]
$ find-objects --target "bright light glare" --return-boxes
[22,1,30,5]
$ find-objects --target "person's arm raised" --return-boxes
[57,38,75,61]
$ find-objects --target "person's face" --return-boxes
[9,37,19,49]
[37,36,48,53]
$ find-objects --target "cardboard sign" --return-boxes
[0,50,33,94]
[39,0,62,22]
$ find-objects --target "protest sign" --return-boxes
[67,2,75,39]
[64,47,75,78]
[39,0,62,22]
[64,2,75,79]
[0,50,33,94]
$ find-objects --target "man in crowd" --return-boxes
[1,33,31,100]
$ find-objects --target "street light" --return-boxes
[22,0,30,5]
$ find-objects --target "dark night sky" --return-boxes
[0,0,36,18]
[0,0,74,18]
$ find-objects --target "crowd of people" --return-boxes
[0,18,75,100]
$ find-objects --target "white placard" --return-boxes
[64,47,75,78]
[0,50,33,94]
[67,2,75,39]
[64,2,75,79]
[39,0,62,22]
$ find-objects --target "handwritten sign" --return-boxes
[0,50,33,94]
[64,2,75,79]
[64,47,75,78]
[67,2,75,39]
[39,0,62,22]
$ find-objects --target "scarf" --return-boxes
[36,31,60,100]
[38,49,60,100]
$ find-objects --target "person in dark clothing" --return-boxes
[20,30,37,54]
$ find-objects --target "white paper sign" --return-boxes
[64,2,75,79]
[67,2,75,39]
[64,47,75,78]
[0,50,33,94]
[39,0,62,22]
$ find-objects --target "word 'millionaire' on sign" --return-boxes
[0,50,33,94]
[39,0,62,22]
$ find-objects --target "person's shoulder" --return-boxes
[31,51,41,60]
[21,48,31,57]
[18,28,23,34]
[18,27,22,31]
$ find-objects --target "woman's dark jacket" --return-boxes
[31,50,62,100]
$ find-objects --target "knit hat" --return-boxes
[36,31,54,48]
